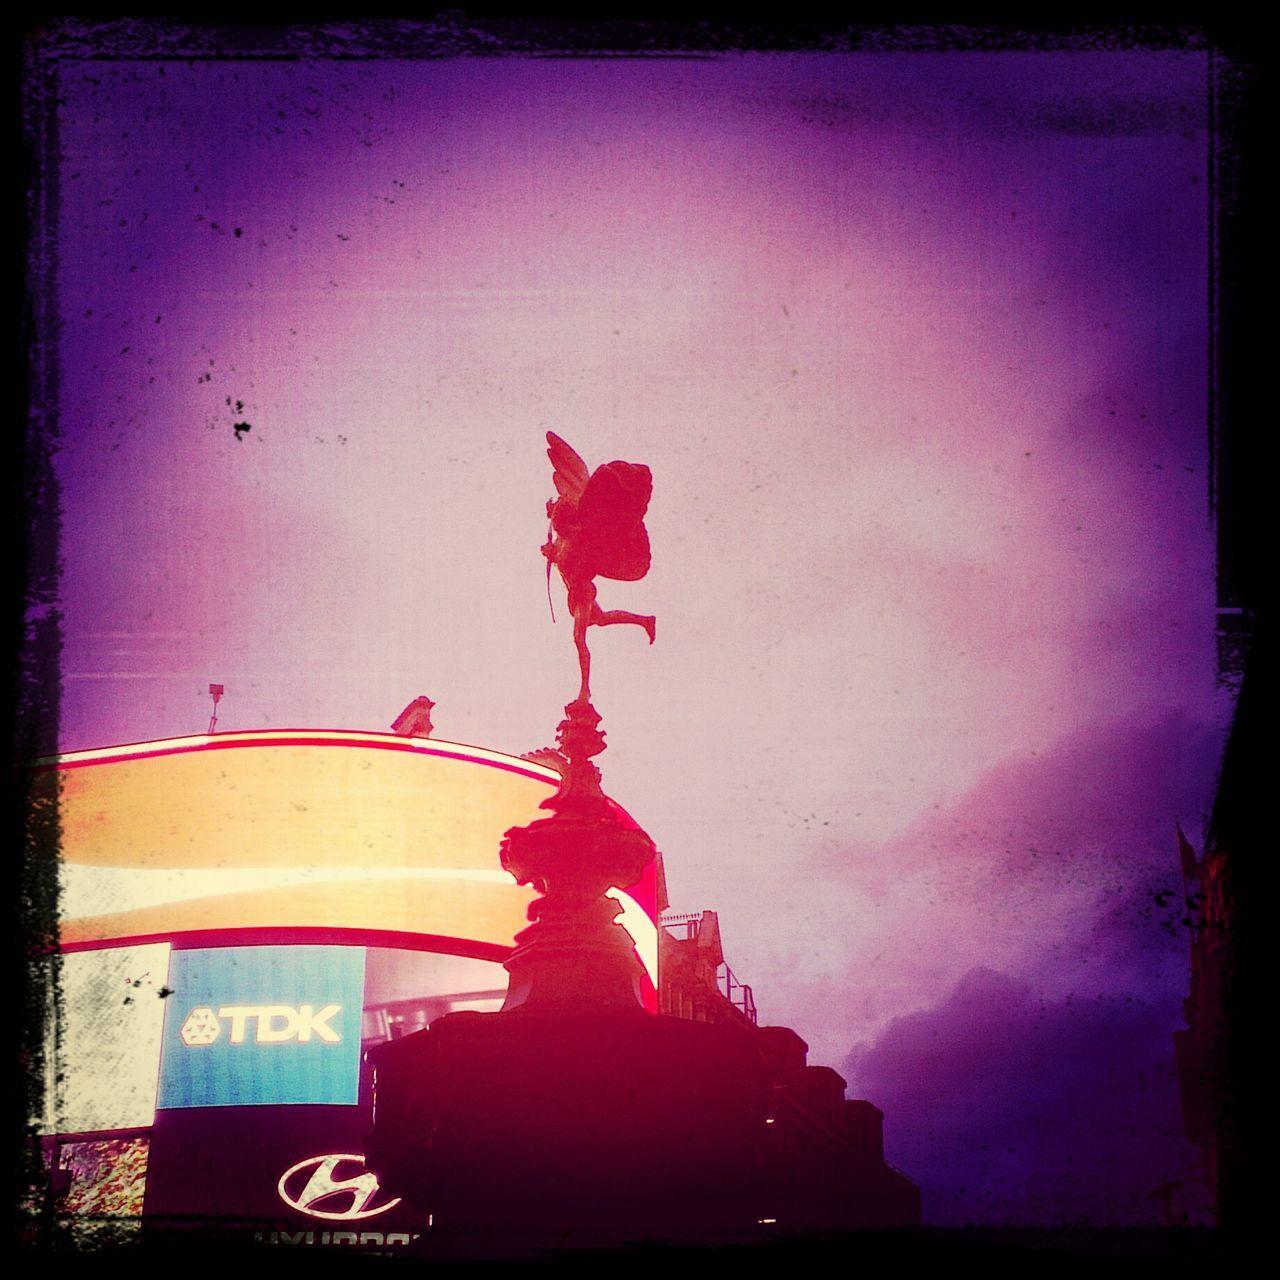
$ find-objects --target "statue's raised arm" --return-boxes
[542,432,656,704]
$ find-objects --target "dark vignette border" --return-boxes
[15,11,1263,1261]
[16,11,65,1255]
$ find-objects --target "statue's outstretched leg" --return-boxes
[572,619,592,702]
[592,607,656,645]
[565,579,598,702]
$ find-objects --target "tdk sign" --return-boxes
[158,946,365,1109]
[179,1004,343,1046]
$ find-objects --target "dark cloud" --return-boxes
[953,713,1223,981]
[885,708,1223,876]
[792,710,1223,1001]
[807,714,1224,1225]
[845,967,1207,1225]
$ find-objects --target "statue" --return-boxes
[542,432,655,704]
[494,432,660,1013]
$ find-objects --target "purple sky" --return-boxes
[49,49,1226,1223]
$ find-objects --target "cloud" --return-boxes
[845,966,1207,1225]
[897,708,1223,868]
[741,708,1223,1087]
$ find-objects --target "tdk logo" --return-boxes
[159,947,364,1108]
[179,1004,342,1046]
[179,1007,221,1046]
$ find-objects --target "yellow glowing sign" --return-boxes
[38,732,558,952]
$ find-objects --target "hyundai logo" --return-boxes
[277,1154,401,1221]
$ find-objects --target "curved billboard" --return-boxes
[34,731,660,1243]
[36,729,657,979]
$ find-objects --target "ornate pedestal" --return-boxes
[499,699,653,1014]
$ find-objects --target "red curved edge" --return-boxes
[57,929,658,1009]
[57,927,515,961]
[32,734,563,784]
[30,731,652,837]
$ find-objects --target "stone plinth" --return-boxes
[366,1009,769,1251]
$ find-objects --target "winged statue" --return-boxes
[542,432,656,703]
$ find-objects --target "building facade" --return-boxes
[659,909,920,1229]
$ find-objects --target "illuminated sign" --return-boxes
[277,1153,401,1221]
[39,731,662,1009]
[157,946,364,1108]
[144,1105,428,1244]
[255,1229,421,1248]
[40,732,553,949]
[180,1004,343,1045]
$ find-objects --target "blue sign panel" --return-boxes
[157,946,365,1109]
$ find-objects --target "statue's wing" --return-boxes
[579,461,653,581]
[546,432,590,503]
[594,522,651,582]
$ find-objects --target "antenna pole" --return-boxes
[207,683,224,735]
